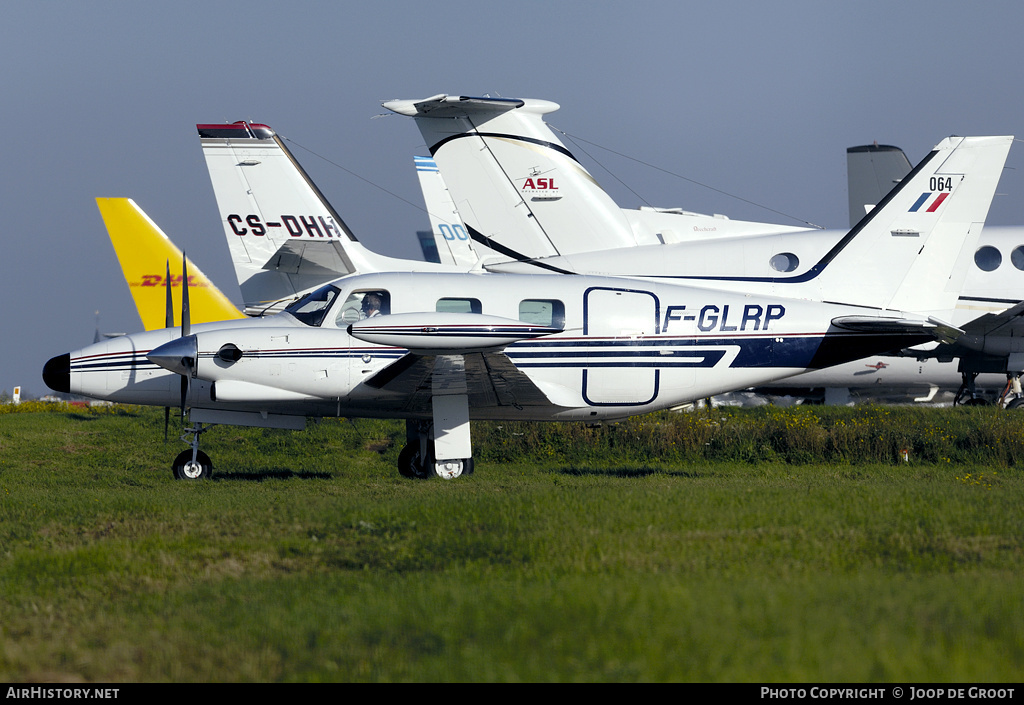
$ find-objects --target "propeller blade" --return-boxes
[165,260,174,329]
[181,254,191,338]
[180,370,190,419]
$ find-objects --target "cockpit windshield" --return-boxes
[284,284,340,327]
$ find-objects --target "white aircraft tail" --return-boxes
[846,143,913,228]
[816,135,1011,318]
[383,95,640,260]
[198,122,453,314]
[414,156,479,267]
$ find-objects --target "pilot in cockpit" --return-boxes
[360,293,384,318]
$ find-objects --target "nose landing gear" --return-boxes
[172,422,213,480]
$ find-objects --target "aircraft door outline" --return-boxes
[582,286,661,406]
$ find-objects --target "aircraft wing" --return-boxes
[360,351,555,415]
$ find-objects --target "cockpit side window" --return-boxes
[519,299,565,328]
[284,284,340,327]
[436,297,482,314]
[336,290,391,326]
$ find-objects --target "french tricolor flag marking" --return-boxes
[908,192,949,213]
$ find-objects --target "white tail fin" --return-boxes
[414,156,479,267]
[198,122,453,314]
[385,95,814,261]
[815,135,1011,317]
[383,95,640,260]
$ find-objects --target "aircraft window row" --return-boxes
[974,245,1024,272]
[290,288,565,329]
[435,298,565,327]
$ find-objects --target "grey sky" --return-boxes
[4,0,1024,396]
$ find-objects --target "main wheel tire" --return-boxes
[1007,397,1024,409]
[963,397,989,406]
[433,457,473,480]
[398,443,430,479]
[172,449,212,480]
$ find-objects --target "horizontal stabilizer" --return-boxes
[831,315,963,344]
[262,240,358,276]
[384,94,526,118]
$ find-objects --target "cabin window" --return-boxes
[769,252,799,273]
[519,299,565,328]
[436,297,482,314]
[1012,246,1024,271]
[284,284,340,327]
[974,246,1002,272]
[335,289,390,326]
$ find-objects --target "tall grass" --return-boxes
[474,404,1024,467]
[0,405,1021,682]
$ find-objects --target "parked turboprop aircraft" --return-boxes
[43,134,1012,480]
[385,95,1024,405]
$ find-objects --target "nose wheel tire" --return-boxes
[172,449,213,480]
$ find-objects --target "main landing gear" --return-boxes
[954,371,1024,409]
[398,420,474,480]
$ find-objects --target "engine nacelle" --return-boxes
[348,312,561,354]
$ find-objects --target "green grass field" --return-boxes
[1,404,1022,682]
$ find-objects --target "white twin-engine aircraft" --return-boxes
[43,133,1011,480]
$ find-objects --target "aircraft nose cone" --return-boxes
[43,353,70,393]
[147,335,198,375]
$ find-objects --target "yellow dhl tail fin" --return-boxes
[96,198,246,330]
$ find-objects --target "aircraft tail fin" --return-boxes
[96,198,246,330]
[822,135,1012,318]
[383,94,639,260]
[198,121,440,314]
[846,143,913,228]
[414,156,479,267]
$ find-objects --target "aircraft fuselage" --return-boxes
[47,272,931,425]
